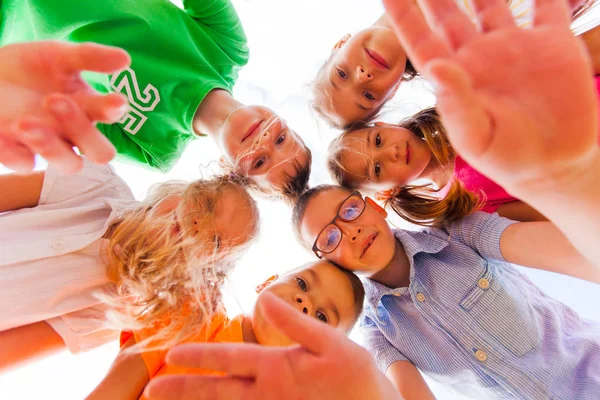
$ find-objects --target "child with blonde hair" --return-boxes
[0,159,259,372]
[86,260,365,400]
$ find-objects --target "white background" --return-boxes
[1,0,599,399]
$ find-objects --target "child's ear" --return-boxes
[365,197,388,218]
[333,33,351,50]
[255,274,279,294]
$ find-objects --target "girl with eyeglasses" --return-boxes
[291,185,600,400]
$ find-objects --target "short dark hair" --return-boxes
[280,142,312,201]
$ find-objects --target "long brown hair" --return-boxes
[103,175,260,348]
[328,107,483,227]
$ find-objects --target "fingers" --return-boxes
[470,0,516,31]
[166,343,267,378]
[145,375,253,400]
[71,91,129,123]
[414,0,477,51]
[60,42,131,74]
[17,118,84,173]
[257,291,334,355]
[44,94,116,164]
[426,59,492,159]
[0,135,36,173]
[533,0,571,27]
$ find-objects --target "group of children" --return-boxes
[0,0,599,399]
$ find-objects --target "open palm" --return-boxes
[385,0,598,195]
[0,41,130,172]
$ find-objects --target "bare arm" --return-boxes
[86,336,150,400]
[495,201,547,222]
[500,221,600,283]
[0,321,65,373]
[386,361,437,400]
[0,171,44,213]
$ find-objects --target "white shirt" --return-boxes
[0,160,140,353]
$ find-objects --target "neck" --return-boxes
[241,315,259,343]
[192,89,244,139]
[369,239,411,288]
[419,154,454,190]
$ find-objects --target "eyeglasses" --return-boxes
[312,191,366,258]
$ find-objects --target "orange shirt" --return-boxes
[120,311,245,400]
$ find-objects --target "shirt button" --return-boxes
[51,239,66,251]
[477,278,490,289]
[416,293,425,302]
[475,350,488,362]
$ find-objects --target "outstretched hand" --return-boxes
[144,291,399,400]
[384,0,598,197]
[0,41,131,173]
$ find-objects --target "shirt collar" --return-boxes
[364,228,449,309]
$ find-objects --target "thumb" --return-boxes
[426,58,492,161]
[258,291,338,355]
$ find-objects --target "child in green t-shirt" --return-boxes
[0,0,311,198]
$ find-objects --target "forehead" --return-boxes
[320,78,371,128]
[338,131,372,184]
[215,187,257,242]
[300,188,351,243]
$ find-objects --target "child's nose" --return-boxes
[356,65,373,82]
[294,293,313,315]
[254,129,273,151]
[338,220,362,243]
[387,144,399,162]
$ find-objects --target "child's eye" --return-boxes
[275,133,286,146]
[364,91,376,101]
[336,68,347,79]
[254,157,266,169]
[325,229,341,248]
[340,204,361,220]
[214,235,221,251]
[316,311,328,324]
[374,162,381,178]
[296,277,308,291]
[375,133,381,147]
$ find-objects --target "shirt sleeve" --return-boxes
[448,212,518,261]
[359,313,407,373]
[183,0,249,65]
[46,304,120,354]
[38,158,130,206]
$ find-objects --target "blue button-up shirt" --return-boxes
[361,212,600,399]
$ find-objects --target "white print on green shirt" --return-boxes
[110,68,161,135]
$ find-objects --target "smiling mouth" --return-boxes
[242,120,264,143]
[365,49,389,70]
[361,232,378,258]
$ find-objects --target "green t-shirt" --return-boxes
[0,0,249,171]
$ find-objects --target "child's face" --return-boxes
[319,27,408,127]
[151,185,258,259]
[252,261,358,346]
[219,105,310,192]
[299,187,396,275]
[336,125,433,192]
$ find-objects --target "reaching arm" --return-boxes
[0,321,66,373]
[386,361,436,400]
[0,171,44,213]
[500,220,600,283]
[86,336,150,400]
[495,200,547,222]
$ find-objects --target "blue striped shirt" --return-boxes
[360,212,600,399]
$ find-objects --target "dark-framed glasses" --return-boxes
[312,191,366,258]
